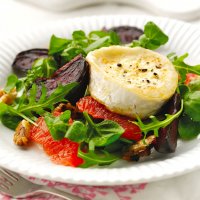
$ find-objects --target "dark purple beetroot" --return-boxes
[12,49,48,76]
[35,54,89,104]
[154,93,181,153]
[106,26,143,44]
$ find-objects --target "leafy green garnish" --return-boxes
[168,53,200,83]
[178,115,200,140]
[0,113,22,130]
[49,35,71,55]
[132,100,183,138]
[4,74,18,93]
[83,112,124,147]
[65,121,87,143]
[3,74,24,95]
[25,57,57,88]
[19,83,77,114]
[183,90,200,121]
[49,30,120,62]
[78,148,119,168]
[44,110,124,147]
[43,110,123,167]
[0,82,78,126]
[44,110,71,140]
[187,77,200,91]
[177,78,200,139]
[131,21,168,50]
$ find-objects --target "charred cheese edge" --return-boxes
[86,46,178,119]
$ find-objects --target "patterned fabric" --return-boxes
[0,176,146,200]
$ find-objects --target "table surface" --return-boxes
[0,0,200,199]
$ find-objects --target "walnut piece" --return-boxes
[53,102,81,119]
[13,120,31,146]
[0,88,17,105]
[0,89,6,97]
[123,135,156,161]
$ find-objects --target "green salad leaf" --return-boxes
[44,110,71,140]
[132,100,183,138]
[49,35,71,55]
[186,76,200,91]
[4,74,18,93]
[44,111,124,147]
[131,21,168,50]
[183,90,200,121]
[83,112,124,147]
[177,76,200,139]
[0,112,22,130]
[3,74,24,95]
[65,121,87,143]
[18,83,78,116]
[78,148,119,168]
[168,53,200,83]
[25,57,57,88]
[0,82,78,126]
[49,30,120,62]
[178,115,200,140]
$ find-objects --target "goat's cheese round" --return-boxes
[86,46,178,119]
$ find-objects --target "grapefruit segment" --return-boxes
[30,117,83,167]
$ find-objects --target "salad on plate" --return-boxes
[0,21,200,168]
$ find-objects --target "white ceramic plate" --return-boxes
[0,15,200,186]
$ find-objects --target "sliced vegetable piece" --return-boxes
[35,55,89,103]
[154,93,181,153]
[12,49,48,76]
[105,26,143,44]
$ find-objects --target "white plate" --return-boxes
[0,15,200,186]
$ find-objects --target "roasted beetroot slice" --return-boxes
[105,26,143,44]
[154,93,181,153]
[35,55,89,103]
[12,48,48,76]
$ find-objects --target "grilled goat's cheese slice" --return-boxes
[86,46,178,119]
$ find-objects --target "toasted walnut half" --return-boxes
[53,102,81,119]
[13,120,31,146]
[0,89,6,97]
[123,135,156,161]
[0,88,17,105]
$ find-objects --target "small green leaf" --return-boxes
[49,35,71,55]
[18,82,78,115]
[49,30,120,64]
[84,36,110,53]
[132,100,183,138]
[65,121,87,142]
[72,31,87,40]
[4,74,18,93]
[178,84,190,99]
[78,148,119,168]
[184,91,200,121]
[170,53,200,83]
[83,112,124,147]
[144,21,168,45]
[1,113,22,130]
[131,21,168,50]
[188,77,200,91]
[44,113,67,140]
[0,103,8,117]
[60,110,71,123]
[178,115,200,140]
[25,57,57,88]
